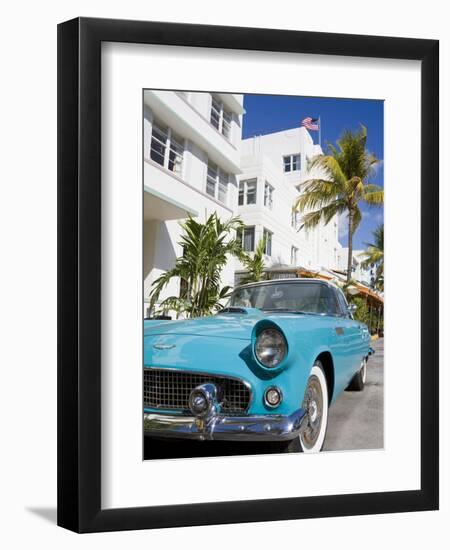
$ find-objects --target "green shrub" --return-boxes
[350,296,383,335]
[351,296,370,325]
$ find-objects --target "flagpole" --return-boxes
[319,115,322,149]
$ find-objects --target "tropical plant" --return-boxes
[334,277,360,300]
[239,237,267,285]
[349,296,370,326]
[359,224,384,291]
[349,296,383,335]
[149,213,243,318]
[294,125,384,282]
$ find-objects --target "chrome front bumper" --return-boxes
[144,408,307,442]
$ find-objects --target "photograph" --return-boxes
[0,0,443,539]
[142,90,384,459]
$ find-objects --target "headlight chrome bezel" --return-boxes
[254,327,288,369]
[264,386,283,408]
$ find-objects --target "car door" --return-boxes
[332,288,362,391]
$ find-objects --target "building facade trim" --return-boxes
[144,157,234,214]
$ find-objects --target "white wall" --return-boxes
[242,127,321,180]
[236,155,311,268]
[144,90,241,172]
[238,128,340,270]
[184,92,243,149]
[144,97,339,300]
[143,91,241,204]
[1,2,448,549]
[143,92,241,313]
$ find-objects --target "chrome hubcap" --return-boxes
[308,400,318,422]
[301,375,323,450]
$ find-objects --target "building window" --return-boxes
[210,96,221,130]
[283,154,301,172]
[291,210,301,230]
[150,120,184,175]
[238,179,257,206]
[263,228,273,256]
[264,182,274,209]
[237,226,255,252]
[218,171,228,203]
[222,110,232,139]
[291,246,299,265]
[206,161,229,204]
[210,95,233,140]
[168,134,183,174]
[150,122,167,166]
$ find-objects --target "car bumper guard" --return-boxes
[144,408,307,442]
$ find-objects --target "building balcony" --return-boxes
[144,159,234,220]
[144,90,241,174]
[216,93,245,116]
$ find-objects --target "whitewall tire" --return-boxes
[361,357,367,384]
[284,360,329,453]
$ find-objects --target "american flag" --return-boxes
[301,117,319,131]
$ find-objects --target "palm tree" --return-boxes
[239,237,267,285]
[149,213,243,318]
[294,125,384,282]
[360,224,384,290]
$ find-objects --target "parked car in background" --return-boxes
[143,279,372,453]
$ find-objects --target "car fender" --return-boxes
[251,317,336,412]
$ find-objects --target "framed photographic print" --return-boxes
[57,17,439,532]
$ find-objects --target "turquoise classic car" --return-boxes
[144,279,372,453]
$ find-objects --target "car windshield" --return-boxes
[229,282,339,315]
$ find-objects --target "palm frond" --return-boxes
[300,209,325,230]
[362,189,384,205]
[307,155,347,189]
[294,127,383,284]
[239,237,267,285]
[148,213,244,318]
[360,224,384,275]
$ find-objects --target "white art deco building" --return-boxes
[143,91,341,315]
[143,90,244,314]
[235,128,339,282]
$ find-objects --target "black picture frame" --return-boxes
[57,17,439,533]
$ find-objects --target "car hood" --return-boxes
[144,308,323,341]
[144,308,264,340]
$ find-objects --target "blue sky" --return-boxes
[242,94,384,250]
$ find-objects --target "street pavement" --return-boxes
[324,337,384,451]
[143,338,384,459]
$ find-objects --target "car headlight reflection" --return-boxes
[255,328,287,368]
[264,386,283,407]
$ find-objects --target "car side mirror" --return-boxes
[347,303,357,315]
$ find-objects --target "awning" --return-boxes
[351,284,384,305]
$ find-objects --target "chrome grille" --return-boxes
[144,369,251,414]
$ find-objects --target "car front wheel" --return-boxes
[284,360,329,453]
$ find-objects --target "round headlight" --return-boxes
[264,386,283,408]
[255,328,287,368]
